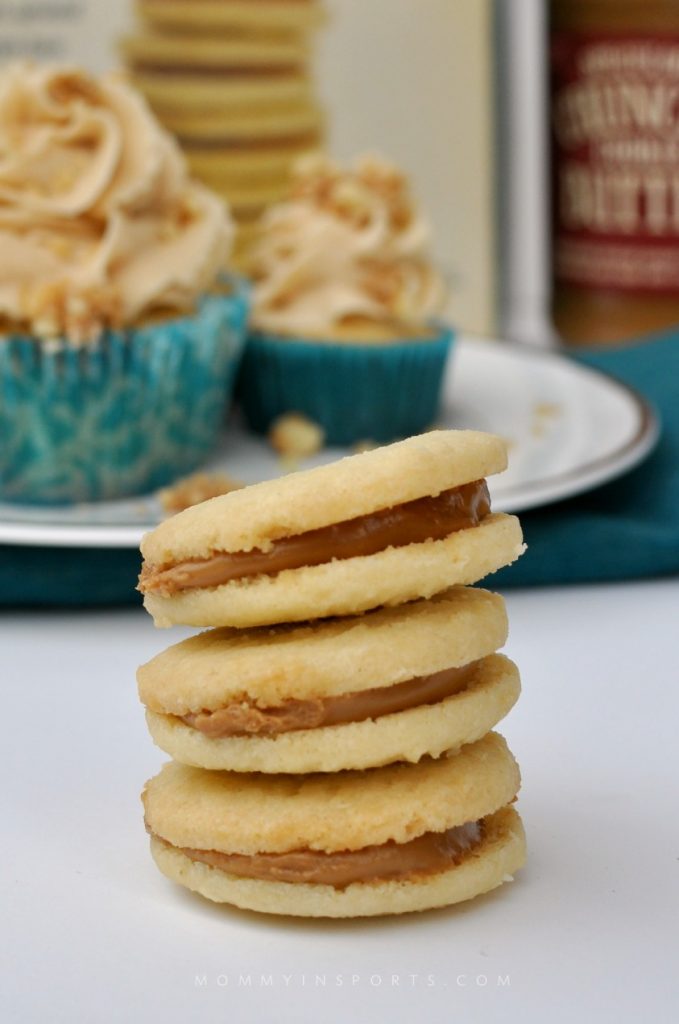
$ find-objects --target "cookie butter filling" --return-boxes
[179,661,479,738]
[156,820,483,888]
[139,479,491,596]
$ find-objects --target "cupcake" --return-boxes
[0,62,249,505]
[237,153,452,446]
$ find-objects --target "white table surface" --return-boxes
[3,579,678,1024]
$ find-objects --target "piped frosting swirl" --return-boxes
[251,152,446,338]
[0,62,233,342]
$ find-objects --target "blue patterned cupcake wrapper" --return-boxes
[0,275,249,504]
[238,323,454,446]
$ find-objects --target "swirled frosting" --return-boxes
[0,62,233,342]
[251,153,446,339]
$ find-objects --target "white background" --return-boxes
[4,580,678,1023]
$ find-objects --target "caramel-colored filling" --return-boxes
[139,480,490,596]
[158,820,483,889]
[180,661,478,738]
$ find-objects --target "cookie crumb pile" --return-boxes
[138,430,527,917]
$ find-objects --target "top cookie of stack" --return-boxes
[138,430,524,629]
[121,0,325,263]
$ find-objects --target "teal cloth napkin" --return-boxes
[0,334,676,606]
[494,332,677,588]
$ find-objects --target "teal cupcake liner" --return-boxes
[237,323,454,445]
[0,276,249,504]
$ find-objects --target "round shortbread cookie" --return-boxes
[195,170,291,201]
[122,32,311,70]
[230,228,263,272]
[230,199,276,219]
[142,731,520,853]
[137,0,325,33]
[186,142,317,184]
[142,513,524,628]
[207,179,289,210]
[146,653,521,773]
[138,588,508,709]
[132,71,313,112]
[233,218,262,240]
[149,805,525,917]
[231,221,261,261]
[141,431,509,565]
[159,103,324,142]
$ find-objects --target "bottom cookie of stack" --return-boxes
[142,732,525,918]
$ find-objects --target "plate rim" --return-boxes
[466,337,660,512]
[0,337,661,547]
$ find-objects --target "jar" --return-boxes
[550,0,679,343]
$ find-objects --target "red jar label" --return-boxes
[551,32,679,293]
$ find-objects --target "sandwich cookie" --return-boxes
[213,181,290,216]
[231,220,263,272]
[139,430,525,629]
[143,732,526,917]
[185,142,317,186]
[131,72,314,114]
[157,102,324,143]
[121,31,312,72]
[176,180,290,220]
[139,588,521,773]
[136,0,325,33]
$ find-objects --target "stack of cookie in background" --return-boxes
[121,0,325,267]
[137,430,528,918]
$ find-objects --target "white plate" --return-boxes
[0,336,659,548]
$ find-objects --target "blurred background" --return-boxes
[8,1,679,350]
[0,0,542,340]
[0,0,677,600]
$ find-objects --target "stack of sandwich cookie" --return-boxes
[122,0,325,262]
[138,430,528,917]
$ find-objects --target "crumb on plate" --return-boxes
[352,439,379,453]
[268,412,325,460]
[158,472,244,514]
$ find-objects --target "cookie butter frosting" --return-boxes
[167,820,483,888]
[138,481,491,595]
[251,152,446,337]
[0,62,232,342]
